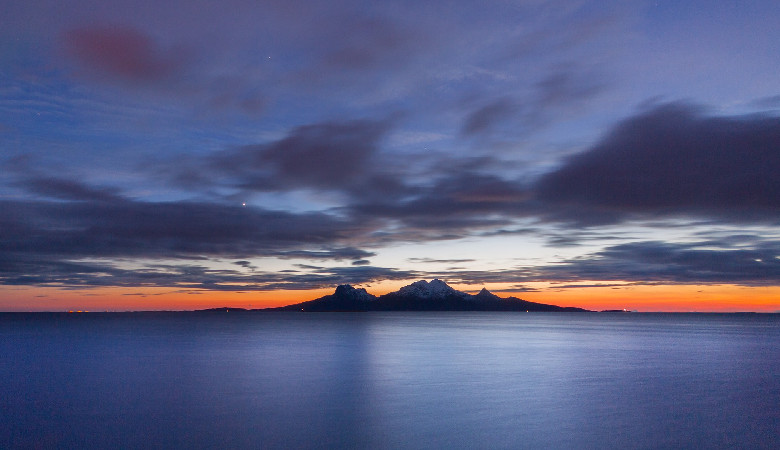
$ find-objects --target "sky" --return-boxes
[1,0,779,311]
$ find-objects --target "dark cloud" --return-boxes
[408,258,476,264]
[0,257,135,288]
[0,253,417,292]
[158,117,535,242]
[461,97,517,136]
[0,193,367,262]
[0,173,409,291]
[348,170,530,236]
[419,237,780,288]
[526,240,780,286]
[187,118,401,196]
[272,248,375,261]
[63,26,185,82]
[540,229,636,248]
[9,236,777,291]
[18,176,123,202]
[550,283,631,289]
[4,171,777,291]
[535,103,780,224]
[9,104,780,293]
[143,103,780,248]
[323,265,419,284]
[488,286,541,293]
[251,119,388,189]
[533,67,605,110]
[477,228,539,238]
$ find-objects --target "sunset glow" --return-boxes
[2,283,778,313]
[1,1,779,312]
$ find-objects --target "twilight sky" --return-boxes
[2,0,779,311]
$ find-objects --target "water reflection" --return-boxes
[1,312,777,448]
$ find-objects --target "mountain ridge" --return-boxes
[271,279,588,312]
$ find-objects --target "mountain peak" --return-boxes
[475,287,499,300]
[272,281,588,312]
[334,284,354,295]
[429,278,449,289]
[397,279,466,299]
[333,284,375,301]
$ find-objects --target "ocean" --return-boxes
[1,312,778,449]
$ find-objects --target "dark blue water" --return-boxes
[2,312,778,449]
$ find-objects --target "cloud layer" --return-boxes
[3,103,779,291]
[536,103,780,224]
[3,1,780,302]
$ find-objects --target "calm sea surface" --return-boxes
[1,312,778,449]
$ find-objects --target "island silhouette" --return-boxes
[238,279,588,312]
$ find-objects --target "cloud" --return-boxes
[7,237,777,290]
[62,26,185,82]
[408,258,476,264]
[12,103,779,293]
[535,103,780,224]
[272,248,376,261]
[233,260,256,269]
[459,66,605,138]
[347,170,529,238]
[18,176,124,202]
[0,252,417,292]
[488,286,541,293]
[188,118,400,195]
[525,240,780,286]
[0,174,404,290]
[159,116,535,241]
[550,283,633,289]
[0,192,368,262]
[461,97,517,136]
[157,102,780,245]
[5,171,777,291]
[251,119,388,188]
[409,237,780,288]
[533,66,605,111]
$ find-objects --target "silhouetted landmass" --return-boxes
[198,307,249,312]
[271,279,588,312]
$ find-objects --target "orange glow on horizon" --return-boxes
[516,283,780,312]
[0,286,334,312]
[1,282,778,312]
